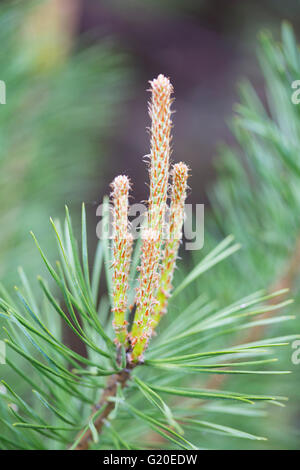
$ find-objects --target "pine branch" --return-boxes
[0,65,295,450]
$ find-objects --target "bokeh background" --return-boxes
[1,0,300,280]
[1,0,300,449]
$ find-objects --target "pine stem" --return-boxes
[73,364,135,450]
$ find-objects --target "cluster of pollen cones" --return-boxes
[110,74,189,363]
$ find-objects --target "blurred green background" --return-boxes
[0,0,300,449]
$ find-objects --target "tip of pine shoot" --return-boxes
[149,74,173,94]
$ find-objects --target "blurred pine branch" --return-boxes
[199,22,300,448]
[0,0,129,285]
